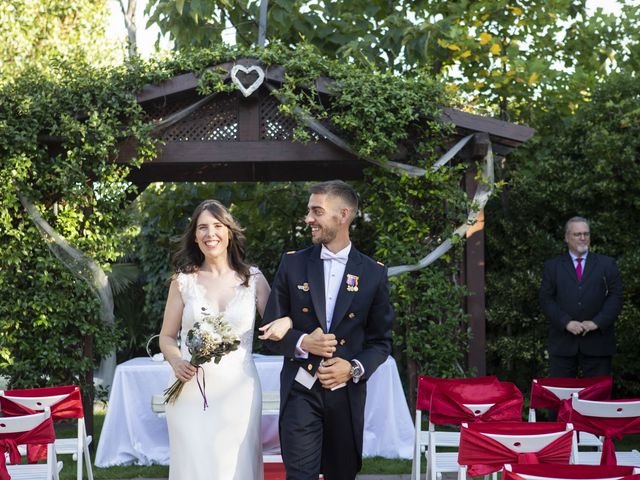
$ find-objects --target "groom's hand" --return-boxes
[317,357,351,389]
[301,327,337,357]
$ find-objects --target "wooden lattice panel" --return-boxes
[144,95,198,120]
[260,95,297,141]
[145,93,239,142]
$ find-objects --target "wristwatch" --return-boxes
[350,360,363,381]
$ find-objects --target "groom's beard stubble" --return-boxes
[310,224,338,246]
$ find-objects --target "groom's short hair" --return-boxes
[310,180,359,221]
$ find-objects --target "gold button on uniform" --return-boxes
[339,339,346,346]
[307,363,313,371]
[302,307,309,313]
[348,312,355,319]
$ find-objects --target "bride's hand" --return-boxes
[258,316,293,341]
[170,358,197,383]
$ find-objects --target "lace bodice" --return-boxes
[176,266,259,360]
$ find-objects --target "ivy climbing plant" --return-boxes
[1,43,474,409]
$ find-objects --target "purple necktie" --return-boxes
[576,257,583,282]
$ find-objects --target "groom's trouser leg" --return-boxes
[321,386,359,480]
[281,381,324,480]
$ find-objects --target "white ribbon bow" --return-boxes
[320,248,348,264]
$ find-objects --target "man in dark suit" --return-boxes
[539,216,623,377]
[259,180,393,480]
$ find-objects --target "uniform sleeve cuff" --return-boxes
[295,334,309,358]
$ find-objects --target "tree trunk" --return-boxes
[82,334,94,448]
[406,355,418,416]
[120,0,137,58]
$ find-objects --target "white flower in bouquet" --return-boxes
[164,309,240,407]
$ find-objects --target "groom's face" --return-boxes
[306,193,341,245]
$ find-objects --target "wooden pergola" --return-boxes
[117,58,535,375]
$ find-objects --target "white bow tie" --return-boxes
[320,249,348,264]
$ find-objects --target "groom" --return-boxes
[261,180,394,480]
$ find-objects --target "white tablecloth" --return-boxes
[95,354,413,466]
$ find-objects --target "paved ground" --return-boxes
[358,476,412,479]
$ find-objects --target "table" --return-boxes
[95,355,414,466]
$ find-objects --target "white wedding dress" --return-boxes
[166,268,263,480]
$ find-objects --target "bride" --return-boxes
[159,199,291,479]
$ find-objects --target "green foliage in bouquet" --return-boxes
[188,312,241,365]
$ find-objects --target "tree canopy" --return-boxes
[145,0,640,120]
[0,0,119,85]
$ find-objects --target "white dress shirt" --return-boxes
[570,251,588,269]
[321,243,351,331]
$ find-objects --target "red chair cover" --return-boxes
[0,415,56,480]
[0,385,83,463]
[458,422,573,476]
[558,398,640,465]
[0,385,84,419]
[416,376,498,411]
[530,376,612,410]
[503,464,640,480]
[429,381,523,425]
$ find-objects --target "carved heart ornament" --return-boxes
[230,65,265,97]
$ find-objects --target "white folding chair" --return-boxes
[457,422,576,480]
[412,375,498,480]
[1,407,63,480]
[0,386,92,480]
[528,377,611,451]
[426,380,522,480]
[566,393,640,467]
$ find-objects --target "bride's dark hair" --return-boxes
[173,199,251,286]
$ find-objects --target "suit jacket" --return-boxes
[539,252,623,356]
[261,244,393,451]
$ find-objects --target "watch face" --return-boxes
[351,362,362,377]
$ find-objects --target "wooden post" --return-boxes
[83,335,94,446]
[464,132,491,375]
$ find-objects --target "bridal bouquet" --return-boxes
[164,309,240,408]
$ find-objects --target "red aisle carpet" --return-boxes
[264,462,286,480]
[264,463,323,480]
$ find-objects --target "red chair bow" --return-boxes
[0,439,21,480]
[416,375,498,411]
[530,376,612,411]
[0,385,84,419]
[0,415,55,480]
[0,385,83,463]
[458,422,573,476]
[429,381,523,426]
[558,396,640,465]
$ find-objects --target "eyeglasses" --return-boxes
[571,232,590,238]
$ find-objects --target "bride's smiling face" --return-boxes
[195,210,230,259]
